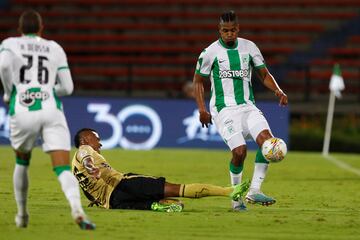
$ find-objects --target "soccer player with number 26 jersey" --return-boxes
[0,9,95,229]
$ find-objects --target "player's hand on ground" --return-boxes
[275,89,288,106]
[199,110,212,128]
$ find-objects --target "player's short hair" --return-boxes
[74,128,97,148]
[18,9,43,34]
[220,10,238,24]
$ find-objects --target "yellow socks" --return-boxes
[179,184,233,198]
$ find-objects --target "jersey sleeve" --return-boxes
[76,145,95,164]
[0,39,12,52]
[54,42,69,70]
[0,39,15,102]
[195,49,213,77]
[249,42,266,69]
[55,68,74,96]
[53,42,74,96]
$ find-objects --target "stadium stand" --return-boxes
[0,0,359,104]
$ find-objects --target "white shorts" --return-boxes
[213,105,271,150]
[10,109,71,152]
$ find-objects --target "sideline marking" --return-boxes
[323,154,360,176]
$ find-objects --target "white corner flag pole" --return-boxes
[322,63,345,156]
[322,91,335,156]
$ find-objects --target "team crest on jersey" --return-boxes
[19,88,49,107]
[78,149,89,159]
[242,55,249,66]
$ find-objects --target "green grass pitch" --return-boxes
[0,146,359,240]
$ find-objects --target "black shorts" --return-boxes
[109,173,166,210]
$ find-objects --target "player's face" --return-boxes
[87,131,102,153]
[219,22,239,47]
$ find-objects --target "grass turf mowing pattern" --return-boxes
[0,146,359,240]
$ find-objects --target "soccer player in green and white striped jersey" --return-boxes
[193,10,288,211]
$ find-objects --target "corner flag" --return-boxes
[322,63,345,156]
[329,64,345,98]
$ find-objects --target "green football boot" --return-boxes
[151,202,183,213]
[230,179,251,202]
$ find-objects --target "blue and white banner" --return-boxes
[0,97,289,150]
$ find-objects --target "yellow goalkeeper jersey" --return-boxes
[71,145,124,209]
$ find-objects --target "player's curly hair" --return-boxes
[18,9,43,34]
[220,10,238,24]
[74,128,97,148]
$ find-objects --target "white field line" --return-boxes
[323,154,360,177]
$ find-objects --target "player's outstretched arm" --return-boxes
[256,67,288,106]
[193,73,212,128]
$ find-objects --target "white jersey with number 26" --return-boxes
[0,35,73,116]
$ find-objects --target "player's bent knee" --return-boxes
[232,146,247,162]
[256,130,273,146]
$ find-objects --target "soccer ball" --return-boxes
[261,137,287,163]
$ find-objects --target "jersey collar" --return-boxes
[23,33,38,38]
[219,38,238,49]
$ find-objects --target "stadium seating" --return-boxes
[287,29,360,101]
[1,0,359,100]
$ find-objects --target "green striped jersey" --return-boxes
[195,37,266,113]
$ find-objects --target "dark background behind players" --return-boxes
[0,1,359,152]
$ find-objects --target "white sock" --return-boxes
[13,164,29,217]
[249,163,269,194]
[230,171,242,185]
[230,171,242,208]
[58,170,85,218]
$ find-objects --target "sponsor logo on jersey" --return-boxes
[219,69,249,79]
[19,89,49,107]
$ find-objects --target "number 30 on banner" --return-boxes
[87,103,162,150]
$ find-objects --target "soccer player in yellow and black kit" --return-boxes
[72,128,250,212]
